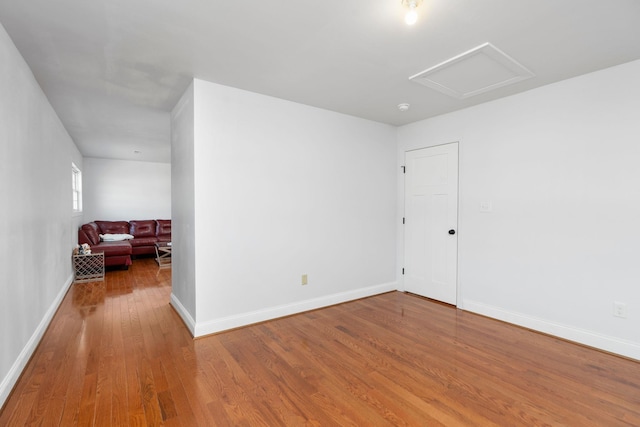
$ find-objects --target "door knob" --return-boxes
[448,229,456,235]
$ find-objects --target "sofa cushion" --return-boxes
[129,220,156,238]
[90,241,132,257]
[80,223,100,245]
[104,254,132,267]
[130,237,158,247]
[96,220,130,235]
[156,220,171,238]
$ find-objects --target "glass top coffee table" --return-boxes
[155,242,172,268]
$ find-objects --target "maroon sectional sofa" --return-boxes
[78,219,171,267]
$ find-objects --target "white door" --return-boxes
[404,143,458,305]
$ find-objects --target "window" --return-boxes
[72,163,82,213]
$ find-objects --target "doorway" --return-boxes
[403,143,459,305]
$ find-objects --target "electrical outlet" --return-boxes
[479,201,493,212]
[301,274,308,286]
[613,302,627,318]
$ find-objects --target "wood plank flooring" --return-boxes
[1,257,639,426]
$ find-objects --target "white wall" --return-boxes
[171,79,398,336]
[82,157,171,221]
[170,82,197,331]
[0,22,83,406]
[397,59,640,360]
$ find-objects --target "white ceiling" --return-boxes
[1,0,639,163]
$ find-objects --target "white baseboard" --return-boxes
[0,273,74,408]
[194,282,398,338]
[464,299,640,361]
[170,293,196,336]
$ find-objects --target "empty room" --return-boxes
[1,0,639,425]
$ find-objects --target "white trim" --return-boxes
[193,282,398,338]
[71,162,82,213]
[0,274,74,407]
[464,299,640,361]
[170,293,196,336]
[409,42,535,99]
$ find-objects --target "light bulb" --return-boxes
[405,9,418,25]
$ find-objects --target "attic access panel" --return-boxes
[409,42,535,99]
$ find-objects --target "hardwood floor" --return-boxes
[1,258,639,426]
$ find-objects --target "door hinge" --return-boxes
[402,268,405,275]
[401,166,406,174]
[402,217,405,224]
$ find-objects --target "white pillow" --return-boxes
[100,233,134,241]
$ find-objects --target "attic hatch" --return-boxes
[409,42,535,99]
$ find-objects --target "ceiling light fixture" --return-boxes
[402,0,423,25]
[398,103,410,112]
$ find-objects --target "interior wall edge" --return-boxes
[193,281,398,338]
[170,293,196,337]
[0,273,74,408]
[464,299,640,361]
